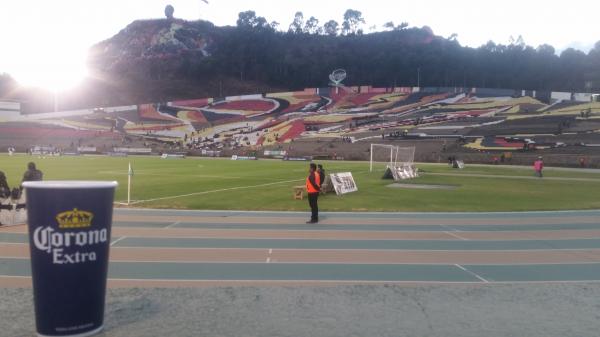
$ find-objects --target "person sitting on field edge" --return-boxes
[0,171,10,198]
[533,156,544,178]
[306,163,321,224]
[22,162,43,186]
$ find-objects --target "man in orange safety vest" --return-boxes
[306,163,321,223]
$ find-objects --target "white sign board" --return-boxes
[77,147,97,153]
[329,172,358,196]
[386,165,419,180]
[113,147,152,154]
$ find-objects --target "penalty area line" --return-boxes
[130,178,304,205]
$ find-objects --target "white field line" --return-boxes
[99,170,241,179]
[455,264,489,283]
[129,178,303,205]
[427,172,600,183]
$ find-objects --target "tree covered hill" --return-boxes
[87,10,600,93]
[1,9,599,113]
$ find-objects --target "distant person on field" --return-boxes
[306,163,321,224]
[22,162,43,185]
[533,156,544,178]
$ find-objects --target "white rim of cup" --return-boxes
[22,181,118,189]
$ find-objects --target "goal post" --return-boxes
[370,144,394,172]
[370,144,415,172]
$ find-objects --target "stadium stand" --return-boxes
[1,86,599,166]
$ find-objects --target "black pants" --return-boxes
[308,192,319,221]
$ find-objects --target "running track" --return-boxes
[1,209,600,287]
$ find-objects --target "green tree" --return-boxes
[323,20,339,36]
[0,73,17,98]
[341,9,365,35]
[236,10,270,30]
[164,5,174,19]
[288,12,304,34]
[397,22,409,30]
[304,16,321,34]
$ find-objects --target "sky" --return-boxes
[1,0,599,90]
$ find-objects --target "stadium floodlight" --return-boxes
[369,144,415,172]
[329,69,347,87]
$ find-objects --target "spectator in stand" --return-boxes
[533,156,544,178]
[0,171,10,198]
[306,163,321,224]
[22,162,43,185]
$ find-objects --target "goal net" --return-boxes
[369,144,415,172]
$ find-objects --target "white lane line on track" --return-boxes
[0,223,26,228]
[269,249,273,254]
[455,264,489,283]
[444,231,469,241]
[266,258,271,263]
[113,207,600,215]
[440,224,463,232]
[441,224,468,240]
[110,236,128,247]
[164,221,180,229]
[5,275,600,285]
[129,178,303,204]
[3,255,600,266]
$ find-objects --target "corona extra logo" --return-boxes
[56,208,94,229]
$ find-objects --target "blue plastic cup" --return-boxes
[23,181,118,337]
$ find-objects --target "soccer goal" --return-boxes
[369,144,415,172]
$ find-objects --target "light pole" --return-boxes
[199,0,209,19]
[417,67,421,88]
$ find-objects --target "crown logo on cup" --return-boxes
[56,209,94,229]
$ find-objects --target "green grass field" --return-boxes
[1,154,600,212]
